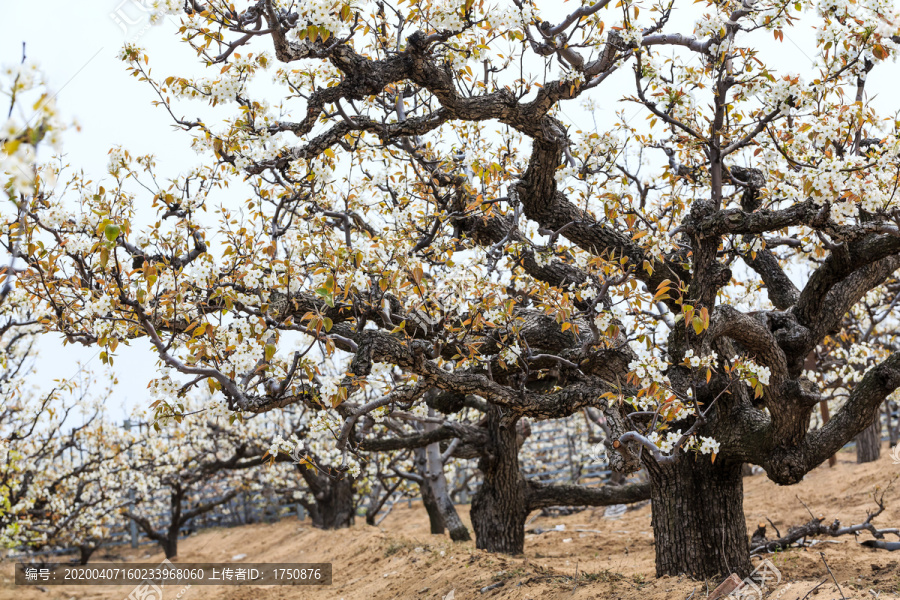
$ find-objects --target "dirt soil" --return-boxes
[7,446,900,599]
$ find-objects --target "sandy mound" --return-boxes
[6,445,900,599]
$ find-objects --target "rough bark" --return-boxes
[526,480,650,509]
[302,468,355,530]
[646,457,751,579]
[765,352,900,484]
[857,410,882,463]
[744,248,800,310]
[470,407,528,554]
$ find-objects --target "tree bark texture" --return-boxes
[647,457,750,579]
[470,407,528,554]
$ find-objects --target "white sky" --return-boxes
[1,1,200,421]
[2,0,896,423]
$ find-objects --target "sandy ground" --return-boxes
[7,445,900,599]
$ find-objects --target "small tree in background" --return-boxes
[123,397,274,559]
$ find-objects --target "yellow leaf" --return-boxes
[692,316,704,335]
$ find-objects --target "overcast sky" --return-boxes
[1,1,201,421]
[3,0,894,423]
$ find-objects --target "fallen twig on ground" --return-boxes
[751,480,900,555]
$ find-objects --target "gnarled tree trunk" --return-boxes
[647,457,750,579]
[857,409,882,463]
[302,468,355,529]
[470,408,527,554]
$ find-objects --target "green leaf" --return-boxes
[104,224,121,242]
[265,343,276,362]
[315,287,335,307]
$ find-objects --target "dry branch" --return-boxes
[751,483,900,555]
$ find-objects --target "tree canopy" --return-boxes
[5,0,900,579]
